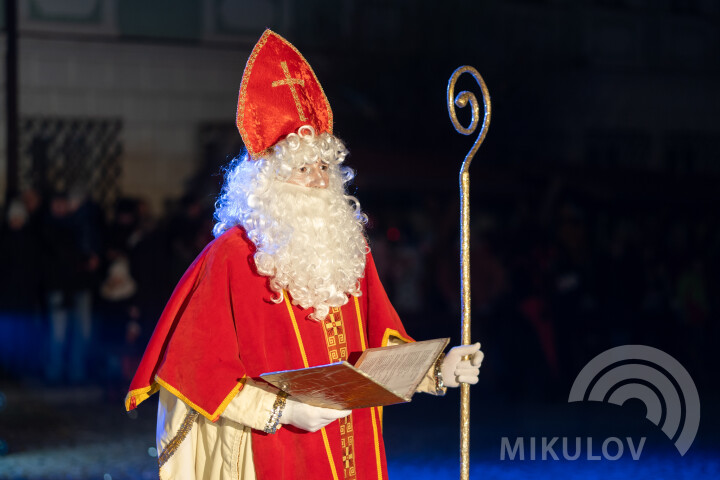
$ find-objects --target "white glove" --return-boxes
[279,399,351,433]
[441,342,484,388]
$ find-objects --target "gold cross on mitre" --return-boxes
[272,61,307,121]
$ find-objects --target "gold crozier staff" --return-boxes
[447,66,492,480]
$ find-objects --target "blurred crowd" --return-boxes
[0,188,214,397]
[0,183,718,403]
[365,191,719,401]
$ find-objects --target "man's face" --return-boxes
[286,161,329,189]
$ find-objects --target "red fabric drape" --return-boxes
[127,226,411,479]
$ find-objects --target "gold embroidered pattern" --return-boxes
[323,308,348,362]
[158,409,200,469]
[322,307,356,479]
[272,61,307,121]
[339,416,357,480]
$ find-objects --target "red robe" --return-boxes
[126,226,412,480]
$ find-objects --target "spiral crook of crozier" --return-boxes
[446,66,492,173]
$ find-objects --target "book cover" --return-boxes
[260,338,449,409]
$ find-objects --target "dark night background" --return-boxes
[0,1,719,478]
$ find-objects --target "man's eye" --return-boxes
[320,165,328,171]
[299,167,307,173]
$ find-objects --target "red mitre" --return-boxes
[236,29,333,158]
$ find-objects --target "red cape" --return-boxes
[126,226,412,479]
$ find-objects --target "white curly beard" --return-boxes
[253,181,367,321]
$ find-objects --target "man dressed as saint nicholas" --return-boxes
[126,30,484,480]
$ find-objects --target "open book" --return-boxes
[260,338,449,410]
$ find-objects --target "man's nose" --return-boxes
[306,163,328,188]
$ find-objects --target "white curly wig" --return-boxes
[213,126,368,321]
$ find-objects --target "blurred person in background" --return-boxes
[100,196,169,396]
[167,193,214,284]
[0,199,43,377]
[100,197,140,394]
[41,189,102,384]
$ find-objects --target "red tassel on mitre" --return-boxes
[236,29,333,159]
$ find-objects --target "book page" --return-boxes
[355,338,448,399]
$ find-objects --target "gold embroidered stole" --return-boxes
[322,307,357,480]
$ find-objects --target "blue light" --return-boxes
[387,449,720,479]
